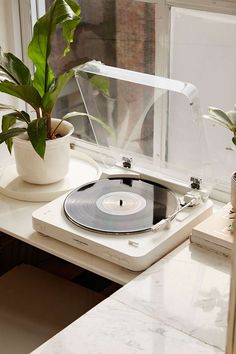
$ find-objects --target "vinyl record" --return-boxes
[64,178,179,234]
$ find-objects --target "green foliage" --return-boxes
[0,82,42,110]
[42,70,74,114]
[89,75,110,96]
[27,118,47,159]
[0,0,81,158]
[62,111,115,137]
[0,50,32,85]
[203,105,236,147]
[0,127,27,151]
[0,0,110,159]
[28,0,81,97]
[1,108,31,152]
[2,113,17,152]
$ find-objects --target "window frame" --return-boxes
[5,1,22,56]
[155,0,236,80]
[0,0,24,108]
[18,0,45,69]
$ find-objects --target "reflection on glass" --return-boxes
[45,0,155,148]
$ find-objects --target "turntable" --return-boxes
[32,61,213,271]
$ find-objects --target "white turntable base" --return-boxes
[33,193,213,271]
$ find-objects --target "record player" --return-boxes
[32,61,213,271]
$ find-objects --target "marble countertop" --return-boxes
[0,151,231,353]
[31,241,231,354]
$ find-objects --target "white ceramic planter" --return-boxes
[13,119,74,184]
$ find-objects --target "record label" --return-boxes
[64,177,179,234]
[96,191,146,216]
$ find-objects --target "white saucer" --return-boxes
[0,150,100,202]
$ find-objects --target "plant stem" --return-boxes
[51,119,63,137]
[233,131,236,146]
[46,113,51,139]
[35,107,41,119]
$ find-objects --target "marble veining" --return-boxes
[0,151,231,353]
[31,298,223,354]
[112,242,230,351]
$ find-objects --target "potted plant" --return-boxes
[203,105,236,210]
[203,106,236,147]
[0,0,110,184]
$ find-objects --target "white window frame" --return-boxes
[18,0,45,70]
[0,0,24,108]
[155,0,236,79]
[4,1,22,57]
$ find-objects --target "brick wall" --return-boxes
[46,0,155,74]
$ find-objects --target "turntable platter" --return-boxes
[63,178,179,234]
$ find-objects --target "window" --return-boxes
[169,5,236,195]
[43,0,156,149]
[20,0,236,198]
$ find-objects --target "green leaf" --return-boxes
[1,110,31,152]
[61,0,81,55]
[19,111,31,124]
[0,103,19,111]
[202,114,231,129]
[0,127,27,153]
[62,111,114,137]
[0,104,31,124]
[64,0,81,14]
[2,113,17,153]
[89,75,110,96]
[0,127,27,143]
[2,114,16,132]
[2,110,30,124]
[28,0,81,97]
[0,82,41,111]
[0,49,32,85]
[42,70,74,114]
[232,136,236,146]
[227,111,236,125]
[27,118,47,158]
[208,106,233,126]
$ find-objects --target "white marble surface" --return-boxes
[112,242,230,351]
[0,152,231,353]
[30,242,230,354]
[31,298,223,354]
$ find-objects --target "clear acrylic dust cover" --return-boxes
[73,60,212,193]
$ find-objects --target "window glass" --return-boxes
[45,0,155,151]
[169,7,236,190]
[34,1,236,192]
